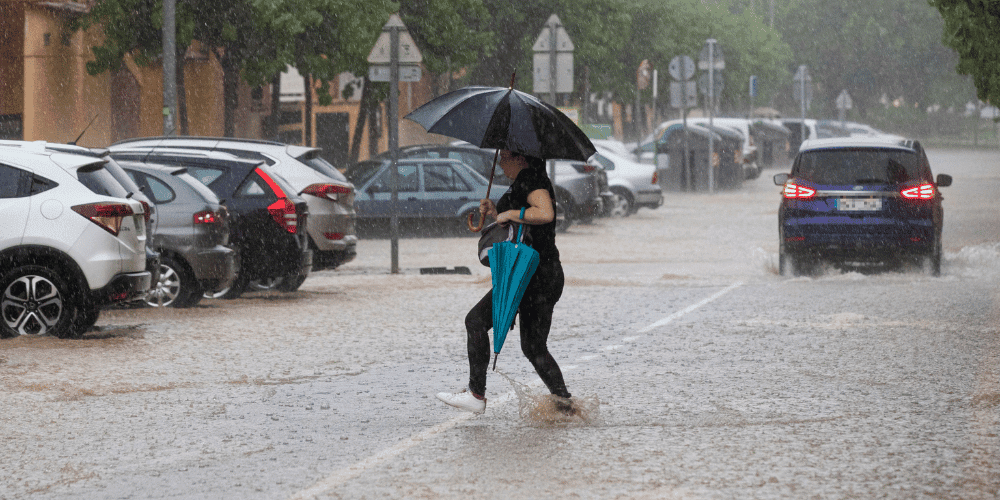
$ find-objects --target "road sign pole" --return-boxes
[549,18,557,105]
[389,25,400,274]
[707,39,715,193]
[799,65,806,144]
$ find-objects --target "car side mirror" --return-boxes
[773,173,789,186]
[936,174,952,187]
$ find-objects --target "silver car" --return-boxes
[111,137,357,271]
[117,161,236,307]
[591,146,663,217]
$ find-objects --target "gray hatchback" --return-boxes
[118,161,237,307]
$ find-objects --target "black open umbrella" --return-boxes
[405,85,595,162]
[405,82,596,230]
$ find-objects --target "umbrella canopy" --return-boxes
[405,86,596,162]
[488,220,539,370]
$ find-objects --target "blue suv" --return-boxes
[774,137,952,276]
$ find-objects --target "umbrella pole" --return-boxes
[467,148,499,232]
[492,352,499,371]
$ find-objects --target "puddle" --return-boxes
[496,370,602,426]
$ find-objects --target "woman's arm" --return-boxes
[496,188,555,225]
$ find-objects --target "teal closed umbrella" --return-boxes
[488,208,539,370]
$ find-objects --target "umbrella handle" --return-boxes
[492,352,499,371]
[467,210,485,232]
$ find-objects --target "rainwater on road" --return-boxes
[1,149,998,499]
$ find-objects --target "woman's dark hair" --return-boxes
[512,151,546,170]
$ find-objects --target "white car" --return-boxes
[591,144,663,217]
[0,145,150,338]
[111,137,357,271]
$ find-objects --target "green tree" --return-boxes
[930,0,1000,109]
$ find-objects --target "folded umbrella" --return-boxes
[487,209,539,370]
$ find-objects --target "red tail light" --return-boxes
[71,202,135,235]
[139,200,152,223]
[193,210,222,225]
[268,198,299,233]
[651,171,658,185]
[783,183,816,199]
[901,183,935,199]
[302,183,352,200]
[255,167,287,198]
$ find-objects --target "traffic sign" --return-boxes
[836,89,853,110]
[670,81,698,109]
[369,65,421,82]
[668,55,695,81]
[367,14,422,65]
[698,40,725,71]
[749,75,758,99]
[698,73,724,99]
[532,14,575,96]
[532,14,574,52]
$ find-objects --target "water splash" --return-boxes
[495,370,601,426]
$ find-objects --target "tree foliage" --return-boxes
[930,0,1000,108]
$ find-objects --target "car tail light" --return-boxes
[139,200,152,223]
[302,183,352,201]
[783,183,816,199]
[193,209,222,225]
[901,183,935,199]
[71,202,135,235]
[255,167,287,198]
[324,232,344,240]
[651,171,658,185]
[268,198,299,234]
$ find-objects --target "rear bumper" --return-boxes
[188,245,237,290]
[313,238,357,271]
[91,271,152,305]
[782,219,936,259]
[635,189,664,209]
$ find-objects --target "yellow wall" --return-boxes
[0,2,25,117]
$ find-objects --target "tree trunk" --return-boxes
[218,50,239,138]
[349,77,370,163]
[176,46,188,136]
[303,73,312,146]
[266,73,280,140]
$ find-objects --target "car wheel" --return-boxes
[205,271,249,300]
[70,302,101,337]
[923,237,942,277]
[0,265,77,338]
[275,273,307,292]
[608,188,633,218]
[250,277,282,292]
[146,256,202,308]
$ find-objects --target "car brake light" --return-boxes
[783,183,816,199]
[324,232,344,240]
[651,171,658,185]
[302,183,352,201]
[268,198,298,233]
[71,202,135,235]
[901,183,935,199]
[193,210,221,224]
[139,200,152,223]
[255,167,287,198]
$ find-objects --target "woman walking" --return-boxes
[437,150,573,414]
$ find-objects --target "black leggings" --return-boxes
[465,264,570,398]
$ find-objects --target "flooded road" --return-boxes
[1,149,998,499]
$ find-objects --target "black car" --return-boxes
[110,149,312,298]
[773,137,952,276]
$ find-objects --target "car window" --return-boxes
[450,151,490,174]
[300,155,348,182]
[137,172,176,204]
[346,162,383,185]
[236,173,276,199]
[369,164,419,193]
[592,153,615,170]
[794,148,924,185]
[424,164,470,192]
[0,164,28,198]
[186,166,226,188]
[77,165,130,198]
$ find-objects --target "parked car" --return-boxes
[0,145,150,338]
[0,140,162,304]
[773,137,952,276]
[346,158,503,232]
[780,118,852,156]
[117,161,236,307]
[111,137,356,271]
[685,118,761,180]
[374,143,607,228]
[590,145,663,216]
[838,121,906,142]
[110,149,311,298]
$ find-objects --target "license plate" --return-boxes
[836,197,882,211]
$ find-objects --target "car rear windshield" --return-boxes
[77,164,130,198]
[793,148,925,185]
[298,153,348,182]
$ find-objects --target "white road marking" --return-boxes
[288,280,743,499]
[638,281,743,333]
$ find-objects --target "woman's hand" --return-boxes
[479,199,498,220]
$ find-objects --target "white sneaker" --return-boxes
[436,388,487,414]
